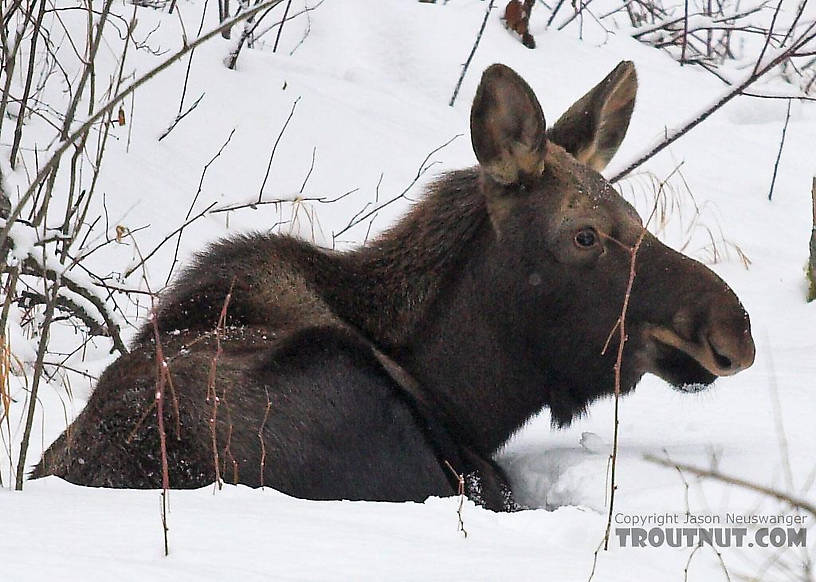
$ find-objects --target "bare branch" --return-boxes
[332,134,461,241]
[611,24,816,182]
[257,97,300,203]
[450,0,495,107]
[124,201,218,279]
[0,0,285,261]
[12,256,128,355]
[158,92,205,142]
[273,0,293,52]
[767,98,792,201]
[645,454,816,518]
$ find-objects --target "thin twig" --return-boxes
[548,0,568,27]
[767,98,791,201]
[150,312,171,556]
[14,276,59,490]
[124,201,218,279]
[299,147,317,194]
[450,0,495,107]
[741,91,816,102]
[443,460,468,538]
[683,543,704,582]
[597,188,664,557]
[165,128,237,286]
[224,1,262,69]
[250,0,325,41]
[610,24,816,182]
[13,257,127,355]
[681,0,689,64]
[258,388,272,488]
[207,278,236,492]
[333,134,461,240]
[212,187,357,215]
[273,0,293,52]
[0,0,286,261]
[158,92,205,142]
[602,227,647,550]
[752,0,785,78]
[176,0,209,114]
[257,97,300,203]
[128,230,175,554]
[9,0,46,169]
[645,454,816,518]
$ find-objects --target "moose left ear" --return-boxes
[547,61,637,171]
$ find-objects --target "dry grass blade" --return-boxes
[617,167,750,268]
[0,337,11,468]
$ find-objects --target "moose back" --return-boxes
[34,62,755,511]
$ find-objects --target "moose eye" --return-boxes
[574,228,597,248]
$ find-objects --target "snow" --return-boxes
[8,478,695,582]
[1,0,814,580]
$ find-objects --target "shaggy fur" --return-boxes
[33,62,755,511]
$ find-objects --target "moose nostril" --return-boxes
[701,308,755,375]
[711,349,732,371]
[707,332,738,371]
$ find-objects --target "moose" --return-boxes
[34,62,755,511]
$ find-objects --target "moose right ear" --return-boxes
[470,64,548,186]
[547,60,637,171]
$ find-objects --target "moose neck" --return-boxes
[330,169,489,349]
[327,168,556,455]
[395,231,563,456]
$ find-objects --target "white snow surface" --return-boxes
[1,1,815,580]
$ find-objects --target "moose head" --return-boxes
[402,62,756,449]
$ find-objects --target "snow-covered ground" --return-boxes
[1,1,814,580]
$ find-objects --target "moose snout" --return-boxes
[647,300,755,379]
[703,313,755,376]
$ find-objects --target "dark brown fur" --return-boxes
[33,62,755,511]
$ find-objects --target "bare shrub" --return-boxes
[549,0,816,98]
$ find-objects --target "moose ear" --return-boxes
[471,64,547,185]
[547,60,637,171]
